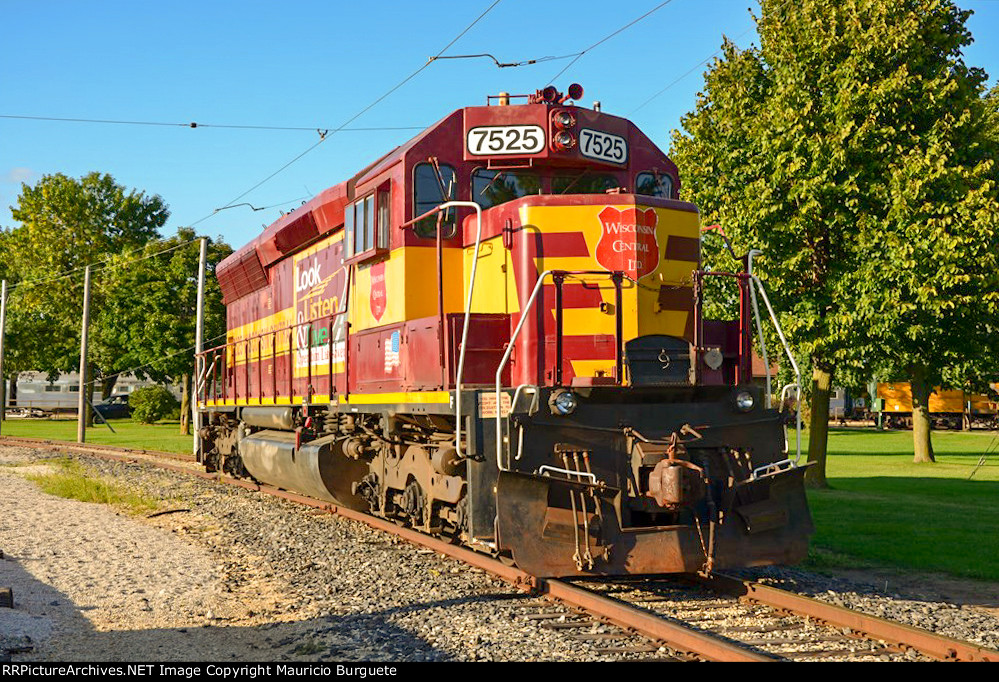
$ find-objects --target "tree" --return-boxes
[93,228,232,435]
[670,0,998,481]
[1,172,168,422]
[851,74,999,462]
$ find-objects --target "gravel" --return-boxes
[1,443,996,661]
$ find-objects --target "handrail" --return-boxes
[402,201,483,460]
[443,202,483,462]
[196,271,351,407]
[494,269,623,472]
[750,274,802,464]
[747,250,772,408]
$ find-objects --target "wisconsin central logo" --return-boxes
[595,206,660,279]
[370,261,386,321]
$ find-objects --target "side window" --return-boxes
[362,195,374,253]
[636,172,674,199]
[414,162,457,239]
[377,189,390,250]
[345,191,389,260]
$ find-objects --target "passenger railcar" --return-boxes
[196,85,813,577]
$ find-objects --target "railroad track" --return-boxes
[3,435,996,663]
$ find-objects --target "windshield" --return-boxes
[472,169,541,209]
[636,172,674,199]
[552,173,619,195]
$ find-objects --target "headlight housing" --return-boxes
[553,130,577,151]
[735,390,755,412]
[549,389,579,416]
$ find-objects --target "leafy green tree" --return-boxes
[1,173,167,422]
[93,228,232,434]
[670,0,998,480]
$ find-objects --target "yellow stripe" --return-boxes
[341,391,451,405]
[201,391,452,409]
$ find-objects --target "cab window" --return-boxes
[552,173,618,195]
[636,172,674,199]
[471,169,541,209]
[345,192,388,261]
[413,162,457,239]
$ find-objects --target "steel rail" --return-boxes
[0,436,768,661]
[4,435,996,663]
[698,572,999,663]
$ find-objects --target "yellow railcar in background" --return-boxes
[876,382,999,429]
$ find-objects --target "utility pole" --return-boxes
[0,280,8,432]
[193,238,207,459]
[77,266,91,444]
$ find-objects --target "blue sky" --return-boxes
[2,0,997,250]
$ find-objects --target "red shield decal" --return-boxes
[595,206,660,279]
[370,261,386,321]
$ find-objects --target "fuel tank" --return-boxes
[239,430,368,510]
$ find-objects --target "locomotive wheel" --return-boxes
[400,480,426,527]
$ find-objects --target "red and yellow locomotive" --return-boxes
[196,84,812,577]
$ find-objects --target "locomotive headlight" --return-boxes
[735,390,756,412]
[553,110,576,129]
[549,389,579,416]
[553,130,577,151]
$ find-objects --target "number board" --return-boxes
[466,125,546,156]
[579,129,628,164]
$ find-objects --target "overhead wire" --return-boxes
[547,0,677,85]
[628,23,757,115]
[0,114,427,133]
[196,0,504,225]
[79,331,230,389]
[7,237,201,293]
[0,1,508,387]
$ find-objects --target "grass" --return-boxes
[0,417,194,454]
[22,456,159,514]
[803,427,999,582]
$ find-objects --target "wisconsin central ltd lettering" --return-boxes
[605,220,655,253]
[595,206,660,278]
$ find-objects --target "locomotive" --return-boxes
[196,84,813,577]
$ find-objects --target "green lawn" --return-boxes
[0,417,194,454]
[805,427,999,581]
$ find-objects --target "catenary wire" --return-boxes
[7,238,201,293]
[547,0,677,85]
[194,0,504,226]
[0,114,428,133]
[79,331,230,389]
[628,23,756,115]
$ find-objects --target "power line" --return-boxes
[8,237,201,293]
[628,24,756,116]
[81,331,230,389]
[0,114,427,134]
[427,52,577,68]
[547,0,677,85]
[192,0,504,228]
